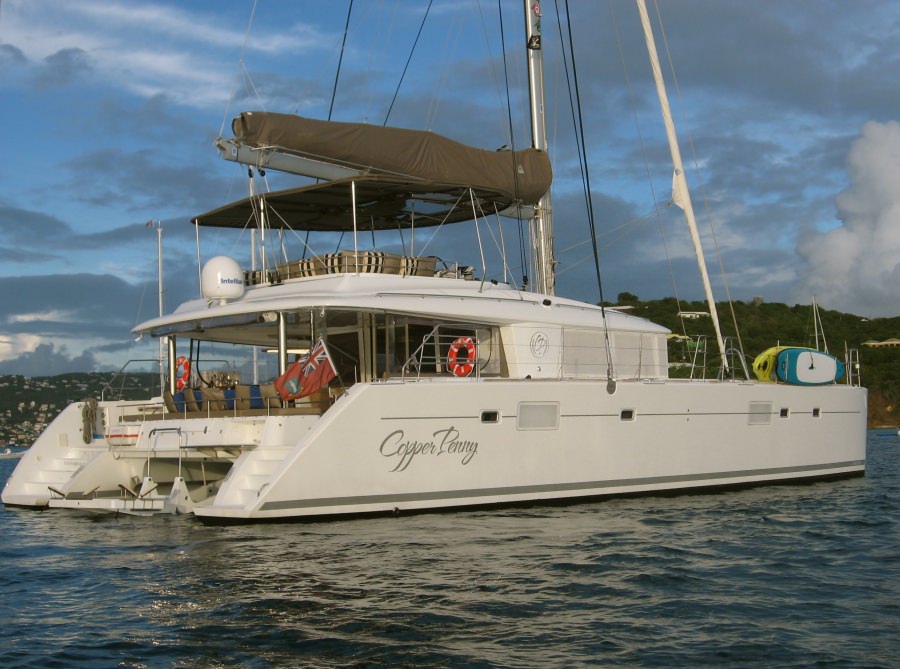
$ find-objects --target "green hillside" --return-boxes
[0,373,157,446]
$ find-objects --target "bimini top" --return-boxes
[194,173,543,231]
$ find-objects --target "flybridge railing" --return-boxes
[401,326,481,381]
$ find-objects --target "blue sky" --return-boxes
[1,0,899,375]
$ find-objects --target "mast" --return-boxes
[524,0,556,295]
[636,0,728,371]
[155,222,165,394]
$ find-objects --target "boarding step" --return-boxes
[25,449,101,493]
[215,447,292,508]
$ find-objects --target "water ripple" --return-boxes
[1,433,897,667]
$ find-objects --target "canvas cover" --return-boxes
[231,112,551,204]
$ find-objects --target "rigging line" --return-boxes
[396,219,408,256]
[652,0,743,351]
[498,0,529,288]
[562,1,602,298]
[553,0,590,228]
[470,200,521,288]
[219,0,259,139]
[425,12,465,130]
[491,204,521,289]
[564,0,616,383]
[607,0,686,335]
[418,191,471,256]
[475,0,515,145]
[329,0,355,121]
[358,1,399,121]
[383,0,433,126]
[241,63,266,111]
[559,215,657,276]
[557,207,658,254]
[263,208,331,272]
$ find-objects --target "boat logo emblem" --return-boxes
[530,332,550,358]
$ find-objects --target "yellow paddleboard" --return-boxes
[752,346,786,382]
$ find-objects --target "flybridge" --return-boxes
[206,113,554,290]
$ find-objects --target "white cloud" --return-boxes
[7,310,75,324]
[72,1,325,54]
[795,121,900,315]
[0,334,42,361]
[1,0,330,110]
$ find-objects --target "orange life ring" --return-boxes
[447,337,476,377]
[175,356,191,390]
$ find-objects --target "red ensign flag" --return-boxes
[274,337,337,401]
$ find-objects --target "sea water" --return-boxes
[0,431,897,668]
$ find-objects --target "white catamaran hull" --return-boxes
[191,379,865,521]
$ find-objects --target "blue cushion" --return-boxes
[249,385,263,409]
[223,388,236,410]
[173,391,186,413]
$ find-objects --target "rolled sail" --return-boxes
[230,112,552,205]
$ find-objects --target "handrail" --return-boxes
[100,359,164,400]
[846,347,861,387]
[723,346,752,381]
[672,335,750,381]
[401,325,481,381]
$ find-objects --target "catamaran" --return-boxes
[2,1,866,520]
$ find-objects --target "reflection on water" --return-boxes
[1,433,898,668]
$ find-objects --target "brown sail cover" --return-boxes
[231,112,551,205]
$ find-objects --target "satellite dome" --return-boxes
[201,256,245,301]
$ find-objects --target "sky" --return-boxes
[1,0,900,375]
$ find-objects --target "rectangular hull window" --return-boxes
[481,410,500,423]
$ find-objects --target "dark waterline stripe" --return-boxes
[259,460,865,511]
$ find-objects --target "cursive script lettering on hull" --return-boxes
[379,427,479,472]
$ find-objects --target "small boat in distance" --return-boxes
[2,1,867,521]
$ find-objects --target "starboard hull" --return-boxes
[191,378,867,521]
